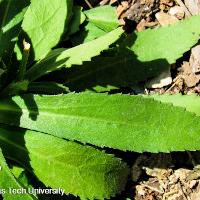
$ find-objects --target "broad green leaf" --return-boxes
[71,5,119,45]
[0,148,36,200]
[1,93,200,152]
[84,5,119,32]
[130,15,200,63]
[61,52,169,92]
[0,0,29,59]
[25,27,124,81]
[146,93,200,116]
[71,22,107,45]
[0,125,129,199]
[62,15,200,91]
[66,6,86,37]
[22,0,73,60]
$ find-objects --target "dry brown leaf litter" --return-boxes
[132,154,200,200]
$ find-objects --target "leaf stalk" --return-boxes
[17,39,30,81]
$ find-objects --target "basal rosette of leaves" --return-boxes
[0,0,200,199]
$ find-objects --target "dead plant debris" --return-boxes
[133,154,200,200]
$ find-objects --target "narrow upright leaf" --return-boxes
[1,93,200,152]
[25,27,124,81]
[0,0,29,59]
[0,149,36,200]
[22,0,73,60]
[0,125,129,199]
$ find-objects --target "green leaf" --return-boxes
[84,5,119,32]
[66,6,86,37]
[25,27,124,81]
[0,125,129,199]
[71,5,119,45]
[71,22,107,45]
[22,0,73,60]
[28,82,70,94]
[1,93,200,152]
[130,15,200,63]
[62,15,200,91]
[145,93,200,116]
[62,52,169,92]
[11,166,34,191]
[11,166,24,179]
[0,80,29,97]
[0,148,36,200]
[0,0,29,59]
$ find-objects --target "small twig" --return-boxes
[144,88,149,95]
[85,0,93,8]
[142,184,164,194]
[162,189,179,200]
[165,75,184,93]
[17,39,30,81]
[175,0,192,17]
[178,182,189,200]
[99,0,110,6]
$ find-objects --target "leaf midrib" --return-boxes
[21,109,137,127]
